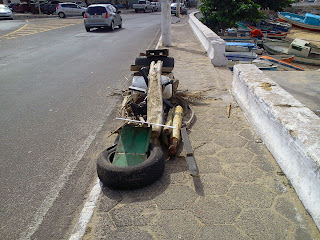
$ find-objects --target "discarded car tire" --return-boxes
[97,143,165,189]
[135,57,174,68]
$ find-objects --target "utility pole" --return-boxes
[161,0,172,47]
[176,0,180,17]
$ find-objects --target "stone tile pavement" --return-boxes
[82,16,320,239]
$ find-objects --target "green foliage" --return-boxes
[199,0,264,32]
[253,0,294,12]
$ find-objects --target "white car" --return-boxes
[56,3,86,18]
[170,2,188,15]
[84,4,122,32]
[151,2,160,11]
[0,4,13,20]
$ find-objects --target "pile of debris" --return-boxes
[97,49,198,190]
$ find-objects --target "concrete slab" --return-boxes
[265,71,320,117]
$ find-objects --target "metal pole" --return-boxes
[176,0,180,17]
[161,0,172,47]
[38,1,41,15]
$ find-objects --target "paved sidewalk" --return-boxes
[83,16,320,239]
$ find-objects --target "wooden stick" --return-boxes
[227,103,231,118]
[168,105,183,156]
[163,107,175,136]
[120,95,131,118]
[147,60,164,138]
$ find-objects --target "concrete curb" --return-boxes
[188,11,227,66]
[13,13,57,20]
[232,65,320,230]
[188,12,320,230]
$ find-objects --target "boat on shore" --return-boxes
[263,38,320,65]
[271,55,294,63]
[225,51,258,61]
[260,19,292,32]
[225,42,255,52]
[228,60,278,71]
[259,56,304,71]
[277,12,320,31]
[247,23,288,39]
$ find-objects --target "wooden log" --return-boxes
[168,105,183,156]
[147,60,164,139]
[163,107,175,136]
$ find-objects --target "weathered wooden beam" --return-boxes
[168,105,183,156]
[163,107,175,136]
[147,60,164,139]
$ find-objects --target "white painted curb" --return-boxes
[188,11,228,66]
[232,64,320,230]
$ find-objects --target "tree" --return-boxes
[253,0,294,12]
[199,0,264,32]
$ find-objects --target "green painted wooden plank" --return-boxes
[112,154,147,167]
[113,126,151,167]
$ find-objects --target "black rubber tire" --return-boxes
[118,20,122,28]
[97,143,165,189]
[135,56,174,68]
[58,12,65,18]
[110,21,114,31]
[135,9,138,13]
[85,27,90,32]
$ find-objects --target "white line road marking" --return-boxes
[19,112,111,240]
[69,178,102,240]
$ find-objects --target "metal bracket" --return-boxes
[181,127,199,177]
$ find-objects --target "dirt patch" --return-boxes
[287,27,320,47]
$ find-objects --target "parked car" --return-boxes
[74,1,86,7]
[170,2,187,15]
[0,4,13,19]
[8,3,17,11]
[41,3,58,14]
[12,3,37,13]
[133,0,154,12]
[84,4,122,32]
[55,3,86,18]
[151,2,160,11]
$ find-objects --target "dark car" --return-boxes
[13,3,39,13]
[41,3,58,14]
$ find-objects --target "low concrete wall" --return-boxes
[188,11,227,66]
[232,64,320,230]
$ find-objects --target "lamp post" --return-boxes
[161,0,172,46]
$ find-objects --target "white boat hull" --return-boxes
[263,42,320,65]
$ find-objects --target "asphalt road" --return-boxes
[0,12,161,239]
